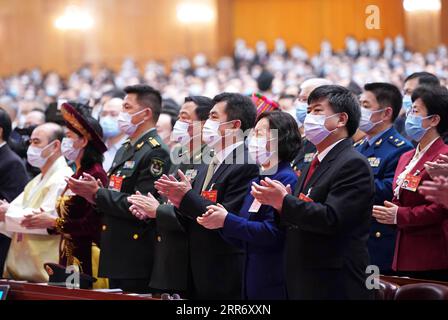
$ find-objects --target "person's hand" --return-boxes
[372,201,399,225]
[154,170,192,208]
[419,175,448,208]
[128,190,159,219]
[21,208,57,229]
[250,177,291,212]
[65,173,100,204]
[197,203,228,229]
[424,154,448,179]
[0,199,9,222]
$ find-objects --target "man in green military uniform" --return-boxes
[127,95,214,296]
[67,85,170,293]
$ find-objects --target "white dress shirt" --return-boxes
[103,135,128,172]
[213,140,244,173]
[316,139,345,162]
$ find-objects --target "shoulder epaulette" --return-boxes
[387,135,406,148]
[148,137,161,148]
[354,138,366,147]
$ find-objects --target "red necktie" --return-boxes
[303,156,320,187]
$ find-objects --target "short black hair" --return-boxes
[405,72,440,86]
[257,70,274,92]
[257,111,302,162]
[185,96,214,121]
[213,93,257,132]
[79,117,105,169]
[278,94,296,100]
[161,99,180,128]
[103,89,126,100]
[364,82,402,121]
[124,84,162,122]
[308,85,361,137]
[411,85,448,136]
[347,80,363,96]
[0,107,12,141]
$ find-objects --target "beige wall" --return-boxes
[0,0,222,75]
[0,0,445,76]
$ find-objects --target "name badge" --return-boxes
[201,190,218,202]
[368,157,381,168]
[401,173,422,192]
[248,199,262,213]
[123,161,135,169]
[185,169,198,180]
[304,153,315,163]
[298,193,313,202]
[109,175,124,192]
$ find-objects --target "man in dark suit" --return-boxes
[0,108,29,274]
[128,96,214,295]
[290,78,332,178]
[153,93,259,299]
[252,85,375,300]
[67,85,171,293]
[355,83,413,274]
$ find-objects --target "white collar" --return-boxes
[415,137,439,158]
[317,139,345,162]
[0,141,6,149]
[214,140,244,164]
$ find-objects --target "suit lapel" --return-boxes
[298,139,353,194]
[192,164,208,192]
[206,144,245,190]
[410,138,445,175]
[396,138,445,198]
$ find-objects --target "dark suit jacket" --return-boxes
[0,143,28,275]
[281,138,374,300]
[0,144,28,202]
[96,129,171,279]
[178,143,259,299]
[392,137,448,271]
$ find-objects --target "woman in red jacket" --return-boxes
[373,85,448,281]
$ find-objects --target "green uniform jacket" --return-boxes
[96,129,171,279]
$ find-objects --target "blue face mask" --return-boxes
[100,116,121,139]
[405,114,432,142]
[295,101,308,125]
[402,95,412,113]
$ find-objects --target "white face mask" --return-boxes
[27,141,56,168]
[202,119,233,148]
[248,136,273,165]
[303,114,339,145]
[61,137,81,161]
[118,109,147,136]
[171,120,191,146]
[359,107,384,133]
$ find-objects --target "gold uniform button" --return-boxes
[375,232,381,238]
[157,236,162,242]
[133,234,139,240]
[102,225,107,231]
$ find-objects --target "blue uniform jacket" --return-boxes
[355,126,413,272]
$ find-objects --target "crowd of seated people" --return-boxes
[0,36,447,300]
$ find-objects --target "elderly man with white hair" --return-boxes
[0,123,72,282]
